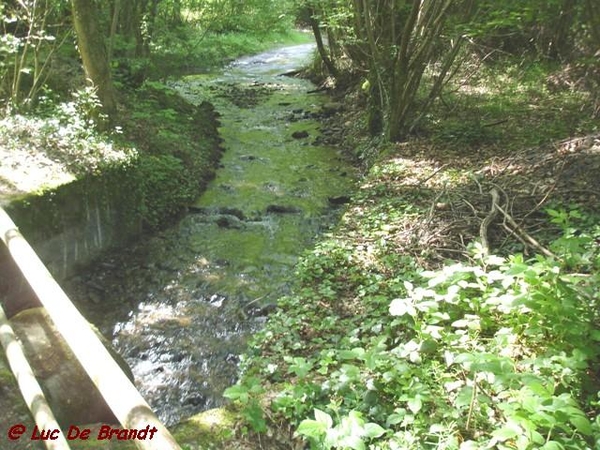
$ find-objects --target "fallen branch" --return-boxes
[495,202,557,259]
[418,163,449,187]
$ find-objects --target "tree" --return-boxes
[71,0,116,119]
[0,0,69,109]
[385,0,467,141]
[308,0,473,141]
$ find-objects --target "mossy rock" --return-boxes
[173,407,239,449]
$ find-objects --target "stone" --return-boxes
[328,195,352,206]
[215,215,244,229]
[217,207,245,220]
[266,205,302,214]
[291,130,309,139]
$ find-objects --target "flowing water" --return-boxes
[67,43,355,426]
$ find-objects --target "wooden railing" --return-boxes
[0,207,181,450]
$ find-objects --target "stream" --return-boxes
[66,43,355,426]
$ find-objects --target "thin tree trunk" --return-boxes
[71,0,117,120]
[107,0,121,62]
[309,7,338,77]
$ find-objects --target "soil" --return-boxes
[0,133,76,206]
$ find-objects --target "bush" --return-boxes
[229,209,600,449]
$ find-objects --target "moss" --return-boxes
[173,407,239,449]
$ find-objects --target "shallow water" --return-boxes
[68,43,355,426]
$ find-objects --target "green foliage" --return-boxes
[428,59,598,151]
[297,409,386,450]
[466,0,591,60]
[181,0,295,35]
[230,207,600,449]
[0,0,70,108]
[304,0,599,144]
[134,154,196,230]
[0,86,135,178]
[149,27,312,77]
[223,377,267,433]
[119,80,223,231]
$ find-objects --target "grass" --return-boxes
[422,57,598,152]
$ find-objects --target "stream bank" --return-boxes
[1,43,358,449]
[62,43,357,430]
[0,54,224,450]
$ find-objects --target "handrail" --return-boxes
[0,302,71,450]
[0,207,181,450]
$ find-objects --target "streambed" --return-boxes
[66,43,355,426]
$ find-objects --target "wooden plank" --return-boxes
[0,302,71,450]
[0,207,181,450]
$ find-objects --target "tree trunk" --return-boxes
[308,7,338,78]
[119,0,144,57]
[548,0,576,60]
[172,0,183,25]
[107,0,121,62]
[71,0,117,119]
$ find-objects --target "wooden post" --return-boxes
[0,303,71,450]
[0,207,181,450]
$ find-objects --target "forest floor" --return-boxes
[186,59,600,449]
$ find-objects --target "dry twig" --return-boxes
[496,202,556,259]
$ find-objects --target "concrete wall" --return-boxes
[3,168,142,284]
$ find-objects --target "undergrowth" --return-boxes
[422,57,598,152]
[223,57,600,450]
[227,202,600,449]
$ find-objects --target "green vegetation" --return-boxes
[0,0,305,228]
[425,60,597,152]
[304,0,599,141]
[227,187,600,449]
[219,3,600,448]
[2,1,600,449]
[150,28,312,78]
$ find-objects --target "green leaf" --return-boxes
[389,298,416,317]
[314,408,334,430]
[242,401,266,433]
[339,350,359,360]
[506,263,529,275]
[386,412,405,426]
[492,426,519,442]
[569,414,593,436]
[339,435,366,450]
[521,377,552,397]
[540,441,565,450]
[296,419,327,439]
[223,384,249,403]
[529,430,545,445]
[363,422,385,439]
[521,393,541,413]
[407,396,422,414]
[451,319,469,328]
[455,386,474,408]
